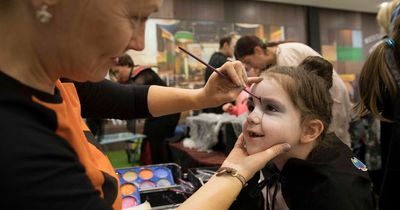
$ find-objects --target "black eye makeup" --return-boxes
[247,97,255,112]
[260,98,284,113]
[247,96,284,114]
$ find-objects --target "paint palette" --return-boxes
[117,164,178,208]
[120,182,140,209]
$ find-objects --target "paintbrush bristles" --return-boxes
[178,46,260,101]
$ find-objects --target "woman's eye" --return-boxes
[131,16,148,24]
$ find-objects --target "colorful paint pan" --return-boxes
[139,169,154,180]
[156,178,171,187]
[139,180,156,189]
[121,183,136,196]
[122,196,137,209]
[116,164,176,197]
[154,168,169,178]
[122,171,138,181]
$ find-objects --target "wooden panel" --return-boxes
[225,0,307,42]
[173,0,224,21]
[225,0,306,26]
[319,8,362,30]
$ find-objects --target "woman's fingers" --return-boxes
[247,77,263,85]
[218,61,246,87]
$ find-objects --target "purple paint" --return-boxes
[139,181,156,189]
[122,196,137,208]
[154,168,169,178]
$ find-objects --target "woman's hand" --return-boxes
[221,134,291,182]
[200,61,262,108]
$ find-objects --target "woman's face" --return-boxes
[243,76,303,157]
[48,0,162,82]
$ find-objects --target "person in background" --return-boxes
[234,35,352,148]
[110,54,181,164]
[355,16,400,210]
[203,33,239,114]
[349,2,400,206]
[0,0,270,209]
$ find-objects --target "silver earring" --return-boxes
[36,4,53,23]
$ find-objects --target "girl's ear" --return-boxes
[300,119,324,144]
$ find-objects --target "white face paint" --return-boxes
[242,77,303,156]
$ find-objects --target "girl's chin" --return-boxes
[246,147,266,155]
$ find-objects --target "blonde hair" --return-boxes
[355,17,400,121]
[377,1,400,35]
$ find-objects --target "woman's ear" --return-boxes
[300,119,324,144]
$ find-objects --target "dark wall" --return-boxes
[151,0,379,72]
[151,0,307,43]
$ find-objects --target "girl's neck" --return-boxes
[273,141,316,171]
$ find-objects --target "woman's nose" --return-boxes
[128,35,145,51]
[127,24,145,51]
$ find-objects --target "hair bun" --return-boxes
[299,56,333,89]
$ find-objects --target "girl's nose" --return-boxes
[247,110,261,124]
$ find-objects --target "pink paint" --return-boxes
[122,196,137,208]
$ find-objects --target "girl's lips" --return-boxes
[248,131,265,138]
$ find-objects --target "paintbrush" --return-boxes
[178,46,260,100]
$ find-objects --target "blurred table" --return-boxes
[168,113,245,172]
[168,141,226,172]
[100,132,146,164]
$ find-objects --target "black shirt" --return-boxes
[203,51,229,114]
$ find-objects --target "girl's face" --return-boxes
[109,65,131,83]
[43,0,162,82]
[243,76,303,156]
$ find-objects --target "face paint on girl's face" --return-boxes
[242,77,303,156]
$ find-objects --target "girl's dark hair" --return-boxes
[234,35,267,59]
[299,56,333,89]
[263,56,333,140]
[117,54,134,67]
[355,16,400,121]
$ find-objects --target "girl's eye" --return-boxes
[263,104,279,112]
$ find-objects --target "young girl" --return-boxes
[239,56,373,210]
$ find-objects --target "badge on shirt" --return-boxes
[351,157,368,171]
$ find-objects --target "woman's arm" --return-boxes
[177,134,290,210]
[148,61,261,116]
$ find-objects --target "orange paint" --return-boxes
[139,169,153,180]
[121,183,136,196]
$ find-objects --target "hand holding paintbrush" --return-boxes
[178,47,261,101]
